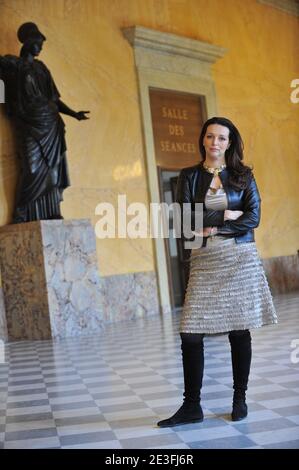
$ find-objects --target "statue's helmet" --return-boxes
[17,22,46,44]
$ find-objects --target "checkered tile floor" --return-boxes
[0,291,299,449]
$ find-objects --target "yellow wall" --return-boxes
[0,0,298,277]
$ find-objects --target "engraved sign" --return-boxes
[149,88,204,170]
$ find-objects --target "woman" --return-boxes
[157,116,277,427]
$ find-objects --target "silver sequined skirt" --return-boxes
[180,237,278,334]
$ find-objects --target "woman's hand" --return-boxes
[193,227,218,237]
[224,210,243,221]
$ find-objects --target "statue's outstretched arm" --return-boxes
[57,99,90,121]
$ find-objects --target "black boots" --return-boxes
[231,390,248,421]
[157,333,204,427]
[229,330,252,421]
[157,330,252,427]
[157,401,203,428]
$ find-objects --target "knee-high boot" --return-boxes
[229,330,252,421]
[157,333,204,427]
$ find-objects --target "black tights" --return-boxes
[179,330,252,402]
[180,330,251,343]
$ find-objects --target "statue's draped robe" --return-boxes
[0,55,70,222]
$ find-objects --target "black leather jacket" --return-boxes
[175,163,261,247]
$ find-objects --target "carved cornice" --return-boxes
[122,26,227,64]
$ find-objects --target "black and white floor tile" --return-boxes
[0,291,298,449]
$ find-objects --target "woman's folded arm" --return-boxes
[217,176,261,236]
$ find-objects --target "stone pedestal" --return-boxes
[0,220,103,341]
[262,254,299,294]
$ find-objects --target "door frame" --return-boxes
[123,26,226,314]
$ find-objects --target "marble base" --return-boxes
[0,220,103,341]
[100,271,160,323]
[262,254,299,295]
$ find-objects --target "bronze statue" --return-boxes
[0,22,89,223]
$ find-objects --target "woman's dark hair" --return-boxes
[198,116,253,190]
